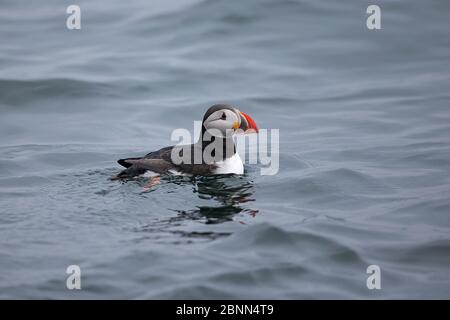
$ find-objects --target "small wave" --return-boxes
[0,78,116,107]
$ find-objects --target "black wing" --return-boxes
[113,146,174,179]
[113,144,217,179]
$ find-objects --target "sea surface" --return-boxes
[1,0,450,299]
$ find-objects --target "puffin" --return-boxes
[112,104,258,183]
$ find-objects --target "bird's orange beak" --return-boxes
[239,111,259,134]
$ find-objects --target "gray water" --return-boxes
[1,0,450,299]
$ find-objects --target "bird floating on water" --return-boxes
[112,104,259,188]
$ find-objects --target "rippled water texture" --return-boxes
[1,0,450,298]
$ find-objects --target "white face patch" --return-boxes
[203,109,240,138]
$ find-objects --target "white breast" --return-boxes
[213,153,244,175]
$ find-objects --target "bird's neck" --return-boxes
[199,125,236,161]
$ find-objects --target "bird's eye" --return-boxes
[220,113,226,120]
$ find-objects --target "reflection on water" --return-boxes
[175,174,258,224]
[131,173,259,243]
